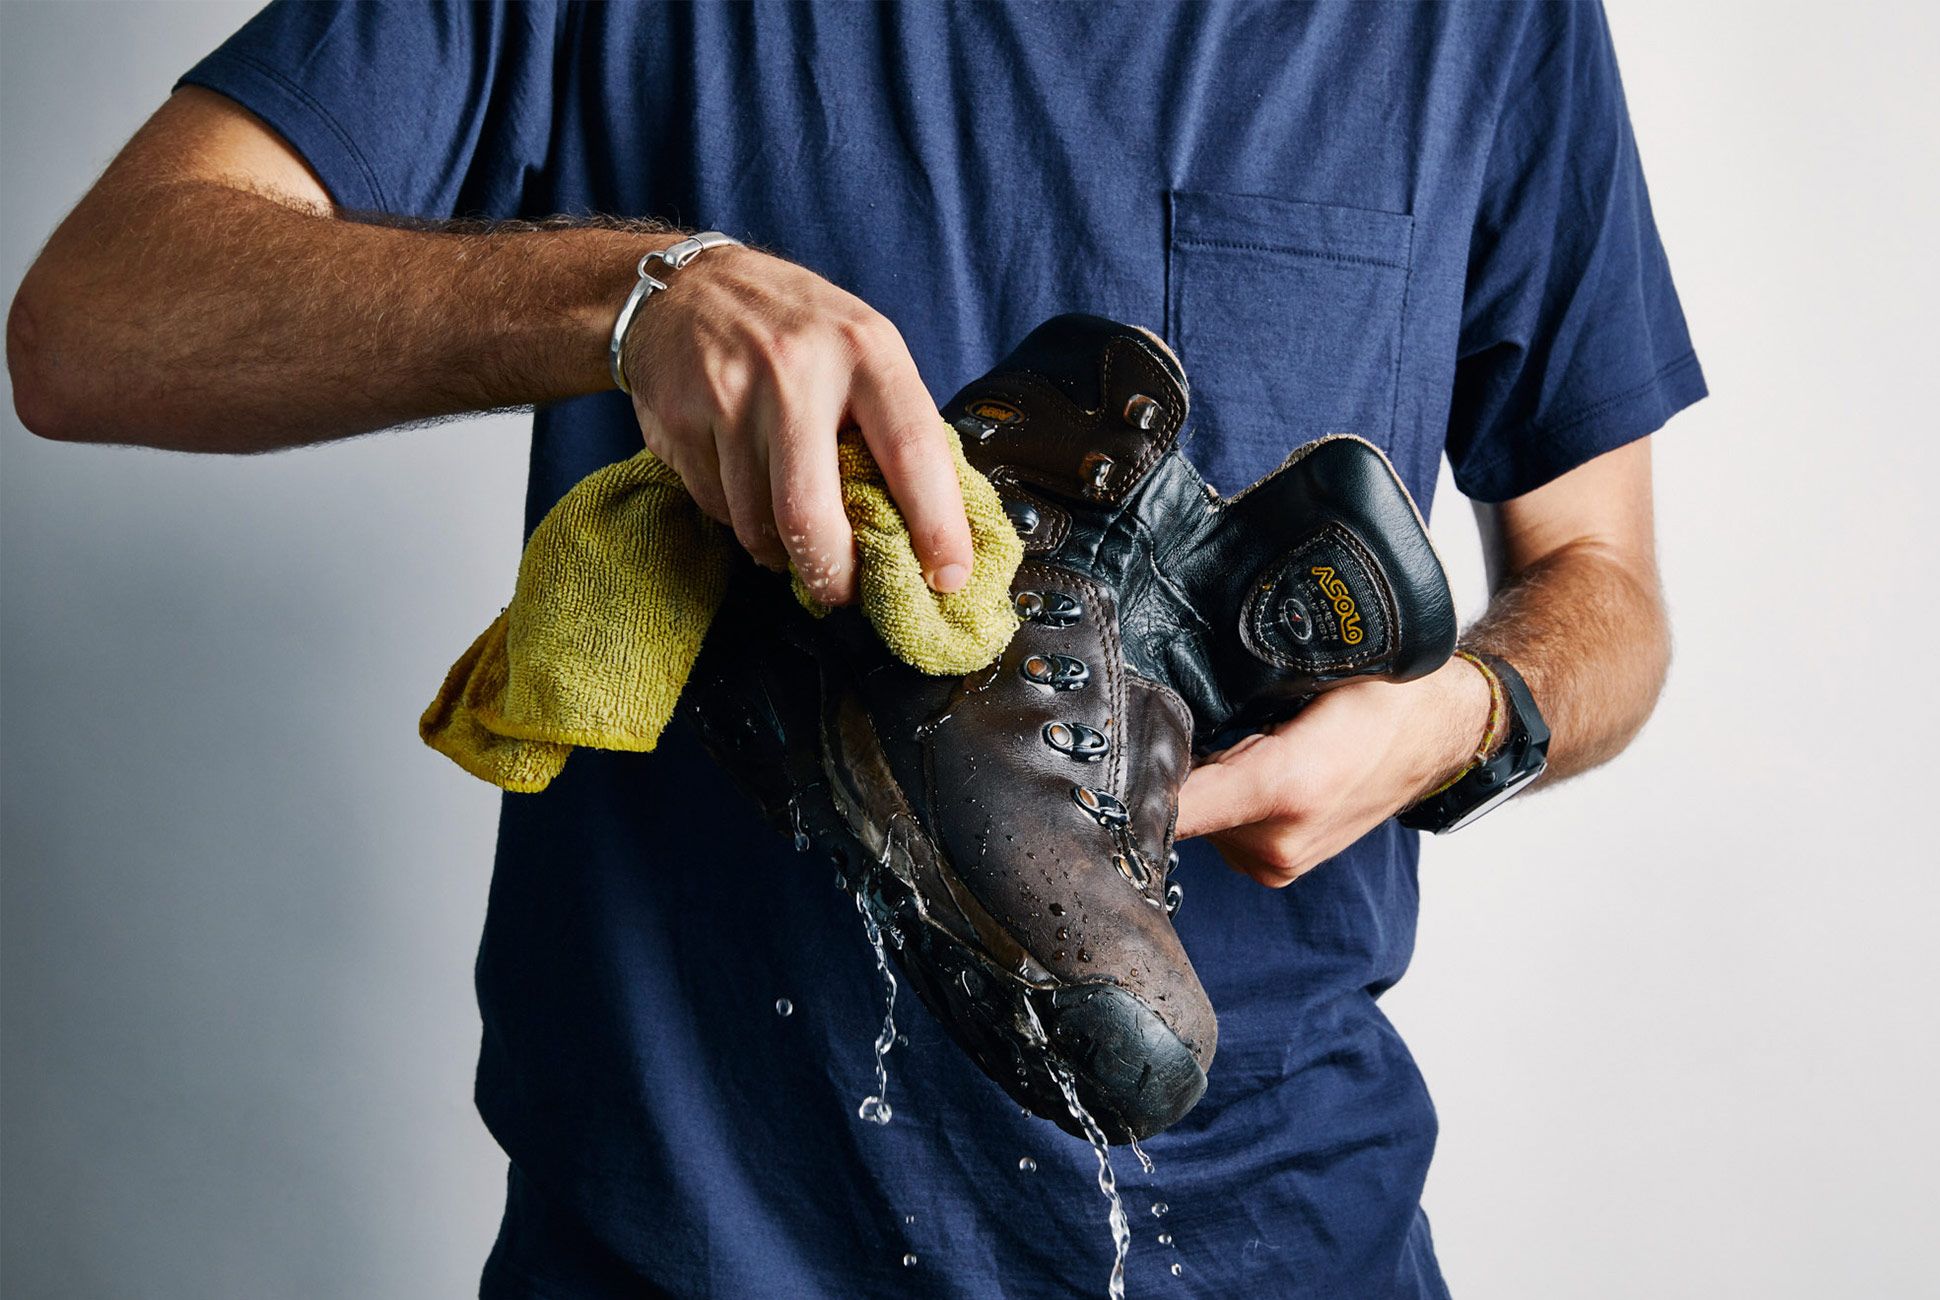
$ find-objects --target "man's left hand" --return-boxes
[1175,659,1493,888]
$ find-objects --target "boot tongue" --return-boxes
[942,314,1189,508]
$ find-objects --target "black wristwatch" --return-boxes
[1399,653,1550,834]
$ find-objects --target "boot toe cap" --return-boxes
[1043,981,1213,1142]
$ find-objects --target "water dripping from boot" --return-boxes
[1050,1062,1132,1300]
[1021,1001,1131,1300]
[855,895,898,1125]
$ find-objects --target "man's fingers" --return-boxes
[1177,762,1257,840]
[851,353,973,593]
[1175,737,1287,839]
[714,425,786,570]
[641,407,732,526]
[769,383,858,604]
[1208,830,1308,890]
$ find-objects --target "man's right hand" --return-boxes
[7,88,975,609]
[622,249,972,605]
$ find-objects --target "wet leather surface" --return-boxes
[687,313,1459,1129]
[915,565,1210,1056]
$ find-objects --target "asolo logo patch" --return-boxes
[1310,566,1364,645]
[968,400,1024,425]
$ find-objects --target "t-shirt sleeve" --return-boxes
[175,0,561,221]
[1444,2,1706,503]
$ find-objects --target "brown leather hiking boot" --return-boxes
[686,314,1455,1141]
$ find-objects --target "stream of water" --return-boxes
[841,881,1162,1295]
[1050,1061,1132,1300]
[854,897,898,1126]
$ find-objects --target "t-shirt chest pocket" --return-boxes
[1165,191,1414,494]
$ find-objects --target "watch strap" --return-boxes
[1398,652,1550,834]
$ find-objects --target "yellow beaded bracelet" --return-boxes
[1415,650,1507,801]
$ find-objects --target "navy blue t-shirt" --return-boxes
[183,4,1703,1296]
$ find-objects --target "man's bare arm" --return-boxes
[1468,437,1669,781]
[5,88,973,600]
[1176,438,1670,886]
[6,88,649,451]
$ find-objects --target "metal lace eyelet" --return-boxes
[1021,653,1089,690]
[1071,785,1130,828]
[1080,452,1115,499]
[1014,590,1082,628]
[1042,721,1109,762]
[1164,879,1184,915]
[1113,851,1152,889]
[1003,499,1041,536]
[953,413,999,443]
[1123,394,1160,430]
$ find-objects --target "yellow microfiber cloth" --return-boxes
[420,424,1023,792]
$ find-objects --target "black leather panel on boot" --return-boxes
[1168,435,1458,746]
[949,315,1188,509]
[687,312,1455,1144]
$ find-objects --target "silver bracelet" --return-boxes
[607,230,744,395]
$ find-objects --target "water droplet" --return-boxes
[1055,926,1070,941]
[1158,1232,1172,1246]
[903,1253,918,1267]
[904,1213,916,1225]
[1170,1262,1183,1277]
[1049,902,1066,916]
[859,1097,894,1125]
[1051,949,1066,961]
[1129,1137,1154,1175]
[1151,1202,1169,1217]
[774,998,793,1017]
[896,1033,909,1048]
[1077,948,1092,963]
[1018,1156,1037,1172]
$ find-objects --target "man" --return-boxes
[6,2,1701,1295]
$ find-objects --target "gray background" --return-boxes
[2,2,1935,1297]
